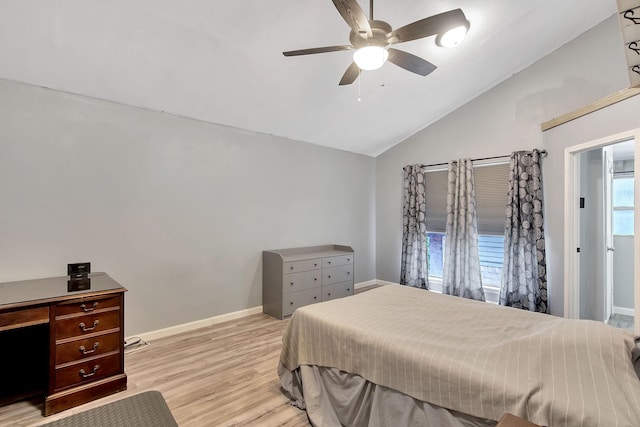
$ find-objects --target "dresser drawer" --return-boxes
[54,352,121,391]
[322,264,353,285]
[322,254,353,268]
[283,270,321,294]
[283,258,321,274]
[322,281,354,301]
[55,295,121,317]
[55,332,122,365]
[55,310,120,340]
[283,288,321,317]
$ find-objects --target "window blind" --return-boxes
[425,163,510,235]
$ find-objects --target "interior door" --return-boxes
[603,146,614,324]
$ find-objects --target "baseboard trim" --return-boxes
[130,306,264,342]
[612,306,635,317]
[354,280,380,289]
[131,279,408,342]
[373,280,400,287]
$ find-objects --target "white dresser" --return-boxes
[262,245,354,319]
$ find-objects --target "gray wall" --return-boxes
[376,15,639,316]
[0,79,376,336]
[579,150,605,321]
[613,235,635,310]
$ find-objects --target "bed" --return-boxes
[278,285,640,427]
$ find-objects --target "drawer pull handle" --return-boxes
[347,272,350,275]
[327,293,332,296]
[314,296,317,300]
[328,261,331,264]
[314,278,317,281]
[80,302,99,312]
[79,365,100,378]
[347,258,350,261]
[347,288,351,291]
[314,263,317,266]
[328,275,331,279]
[290,266,294,270]
[79,320,99,332]
[79,342,99,355]
[290,302,294,306]
[290,282,294,286]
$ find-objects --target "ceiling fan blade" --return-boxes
[387,48,436,76]
[332,0,372,38]
[389,9,467,44]
[283,45,353,57]
[339,62,360,85]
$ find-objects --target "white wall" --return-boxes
[376,15,637,316]
[0,79,376,336]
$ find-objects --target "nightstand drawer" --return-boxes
[322,265,353,285]
[54,352,121,391]
[283,288,321,317]
[55,332,122,365]
[322,281,354,301]
[322,255,353,268]
[283,270,321,294]
[55,310,120,340]
[283,258,321,274]
[55,295,121,317]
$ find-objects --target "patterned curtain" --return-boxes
[400,165,428,288]
[442,159,485,301]
[500,150,548,313]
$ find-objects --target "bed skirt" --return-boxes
[279,362,495,427]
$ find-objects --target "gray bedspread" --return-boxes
[280,285,640,427]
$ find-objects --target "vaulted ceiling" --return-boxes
[0,1,617,156]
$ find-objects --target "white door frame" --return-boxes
[564,128,640,334]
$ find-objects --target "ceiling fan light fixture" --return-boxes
[353,46,389,71]
[436,22,470,48]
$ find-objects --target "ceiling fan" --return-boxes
[282,0,470,85]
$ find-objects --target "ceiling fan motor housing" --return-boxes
[350,20,392,48]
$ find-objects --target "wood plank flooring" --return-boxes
[0,313,309,427]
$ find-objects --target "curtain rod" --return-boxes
[419,149,547,169]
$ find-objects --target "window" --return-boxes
[427,232,504,287]
[613,176,634,235]
[424,163,510,289]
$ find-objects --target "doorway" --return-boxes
[564,128,640,334]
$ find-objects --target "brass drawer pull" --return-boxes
[79,342,99,355]
[81,302,99,312]
[79,320,99,332]
[79,365,100,378]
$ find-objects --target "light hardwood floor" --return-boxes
[0,313,310,426]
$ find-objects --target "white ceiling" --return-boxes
[0,1,617,156]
